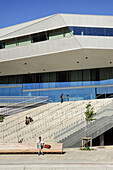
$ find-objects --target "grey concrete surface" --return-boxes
[0,147,113,169]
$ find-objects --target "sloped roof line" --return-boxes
[0,13,59,39]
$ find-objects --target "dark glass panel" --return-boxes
[49,72,56,82]
[40,73,49,83]
[83,69,90,81]
[23,74,32,83]
[69,70,78,82]
[77,70,82,81]
[108,67,113,79]
[106,28,113,36]
[87,27,94,35]
[93,28,105,36]
[91,69,96,81]
[99,68,108,80]
[0,76,8,84]
[91,69,100,81]
[36,74,40,83]
[73,27,87,35]
[16,75,23,84]
[32,32,47,43]
[63,27,71,37]
[56,71,68,82]
[0,42,4,49]
[8,76,16,84]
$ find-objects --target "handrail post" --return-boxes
[2,124,4,143]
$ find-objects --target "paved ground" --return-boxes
[0,147,113,169]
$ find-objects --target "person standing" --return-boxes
[37,136,44,156]
[66,93,69,101]
[60,93,63,103]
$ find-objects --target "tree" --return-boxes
[0,115,4,122]
[85,102,97,137]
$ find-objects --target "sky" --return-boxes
[0,0,113,29]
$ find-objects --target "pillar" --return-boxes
[100,133,104,146]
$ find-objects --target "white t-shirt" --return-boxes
[37,140,44,144]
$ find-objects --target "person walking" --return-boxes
[60,93,63,103]
[66,93,69,101]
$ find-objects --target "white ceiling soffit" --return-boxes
[0,48,113,76]
[0,14,67,40]
[60,13,113,28]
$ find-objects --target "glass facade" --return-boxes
[1,26,113,50]
[0,67,113,102]
[0,27,71,49]
[69,26,113,36]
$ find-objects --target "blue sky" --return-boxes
[0,0,113,29]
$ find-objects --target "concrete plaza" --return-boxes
[0,147,113,169]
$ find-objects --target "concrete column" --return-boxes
[100,133,104,146]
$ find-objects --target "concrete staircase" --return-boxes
[0,98,113,146]
[56,100,113,147]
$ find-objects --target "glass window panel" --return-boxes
[18,36,31,46]
[69,82,78,87]
[99,68,108,80]
[0,88,3,96]
[77,70,82,81]
[49,72,56,82]
[87,27,94,35]
[23,83,35,90]
[16,75,23,84]
[108,68,113,79]
[49,90,57,102]
[23,75,33,83]
[69,70,78,82]
[36,74,40,83]
[40,73,49,83]
[63,27,72,37]
[93,28,105,36]
[83,69,90,81]
[49,28,63,40]
[0,41,5,49]
[77,89,84,100]
[40,91,49,98]
[5,39,17,48]
[91,69,100,81]
[0,76,8,84]
[90,88,96,99]
[56,72,67,82]
[15,87,22,96]
[32,32,47,43]
[3,88,9,96]
[40,83,49,88]
[8,76,16,84]
[73,27,86,35]
[9,87,16,96]
[106,28,113,36]
[49,82,56,88]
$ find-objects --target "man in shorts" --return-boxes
[37,136,44,155]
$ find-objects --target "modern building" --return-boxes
[0,13,113,102]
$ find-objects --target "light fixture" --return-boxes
[77,61,79,63]
[24,63,27,65]
[110,62,112,64]
[85,57,88,59]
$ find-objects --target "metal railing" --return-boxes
[0,96,49,116]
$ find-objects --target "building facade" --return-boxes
[0,14,113,102]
